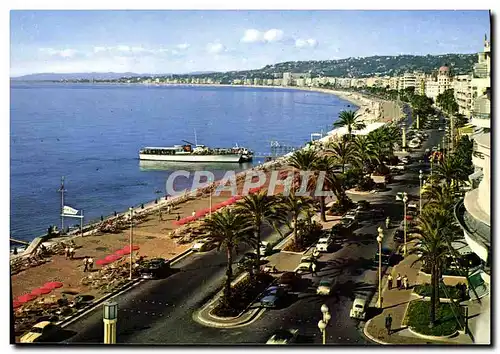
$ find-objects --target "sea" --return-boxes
[10,83,357,243]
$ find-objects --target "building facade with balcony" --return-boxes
[453,74,473,118]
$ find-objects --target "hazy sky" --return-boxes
[10,10,490,76]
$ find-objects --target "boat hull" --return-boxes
[139,153,251,163]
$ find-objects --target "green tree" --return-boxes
[325,139,355,174]
[234,191,284,275]
[333,110,366,139]
[279,191,316,248]
[203,209,253,300]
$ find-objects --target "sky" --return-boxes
[10,10,491,76]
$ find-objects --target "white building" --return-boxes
[453,74,473,117]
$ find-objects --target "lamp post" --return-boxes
[419,170,423,215]
[103,301,118,344]
[402,192,408,257]
[377,226,384,308]
[129,207,134,280]
[318,304,331,345]
[401,122,407,152]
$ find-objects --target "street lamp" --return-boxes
[401,122,407,152]
[377,226,384,308]
[318,304,331,345]
[402,192,408,257]
[129,207,134,280]
[103,301,118,344]
[419,170,423,215]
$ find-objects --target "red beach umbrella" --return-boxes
[115,249,127,256]
[123,244,140,251]
[13,301,22,309]
[105,255,119,262]
[17,293,38,303]
[31,287,52,296]
[95,259,109,266]
[43,281,63,289]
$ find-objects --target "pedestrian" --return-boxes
[69,246,75,260]
[312,248,320,259]
[396,273,402,290]
[65,246,70,259]
[385,314,393,335]
[176,214,181,221]
[192,211,196,217]
[403,275,409,290]
[386,216,391,228]
[88,257,94,271]
[311,262,317,276]
[83,257,88,272]
[387,274,393,290]
[167,206,171,214]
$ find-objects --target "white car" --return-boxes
[343,211,358,220]
[316,237,332,252]
[191,238,212,252]
[316,278,333,295]
[294,262,312,274]
[266,329,299,344]
[349,297,367,320]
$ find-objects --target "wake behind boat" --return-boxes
[139,140,253,163]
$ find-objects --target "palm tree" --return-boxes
[325,139,355,174]
[203,209,253,300]
[333,110,366,139]
[234,191,284,275]
[433,155,468,188]
[411,207,454,327]
[351,135,372,172]
[423,183,457,211]
[279,191,316,248]
[366,128,392,175]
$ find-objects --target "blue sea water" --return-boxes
[10,83,357,242]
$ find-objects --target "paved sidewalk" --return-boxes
[363,244,474,345]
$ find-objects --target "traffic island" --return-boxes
[194,273,273,328]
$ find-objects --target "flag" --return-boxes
[63,205,79,215]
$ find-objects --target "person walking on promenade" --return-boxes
[386,216,391,229]
[396,274,402,290]
[176,214,181,221]
[65,246,70,259]
[311,262,317,276]
[385,314,393,335]
[387,274,393,290]
[192,211,196,217]
[88,257,94,272]
[69,246,75,260]
[403,275,409,290]
[83,257,88,272]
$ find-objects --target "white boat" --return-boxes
[139,142,253,163]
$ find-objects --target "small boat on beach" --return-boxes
[139,140,253,163]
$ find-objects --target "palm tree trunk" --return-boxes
[225,246,233,300]
[319,196,326,222]
[293,214,299,246]
[429,263,437,327]
[254,223,261,277]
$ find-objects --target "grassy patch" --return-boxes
[413,283,469,301]
[406,300,464,337]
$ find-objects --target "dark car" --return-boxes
[373,248,394,266]
[393,229,404,243]
[139,258,170,279]
[260,285,286,308]
[278,272,302,292]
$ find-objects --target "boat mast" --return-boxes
[58,176,66,233]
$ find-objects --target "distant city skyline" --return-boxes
[10,10,490,76]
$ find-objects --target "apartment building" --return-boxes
[453,74,473,117]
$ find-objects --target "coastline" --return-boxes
[10,84,402,254]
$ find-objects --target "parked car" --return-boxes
[316,278,333,295]
[300,255,317,264]
[343,210,358,220]
[278,272,301,292]
[393,229,404,243]
[139,258,171,279]
[356,200,371,211]
[191,238,213,252]
[294,262,312,274]
[373,247,394,266]
[20,321,61,343]
[316,236,332,252]
[266,329,299,344]
[350,297,367,320]
[260,285,286,308]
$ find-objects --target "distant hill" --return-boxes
[10,72,148,81]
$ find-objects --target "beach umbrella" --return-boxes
[123,244,140,251]
[12,301,22,309]
[43,281,63,289]
[115,249,127,256]
[105,255,119,262]
[17,293,38,303]
[31,287,52,296]
[95,259,109,266]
